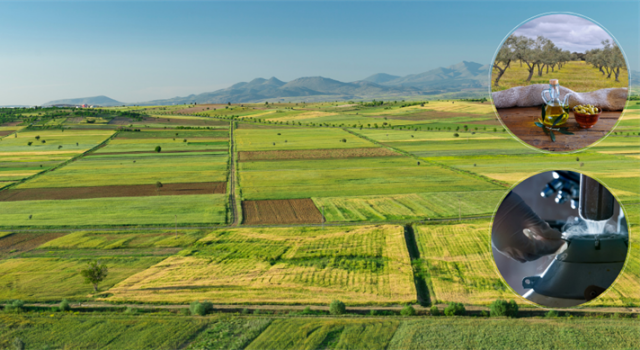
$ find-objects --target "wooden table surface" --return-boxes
[497,107,621,152]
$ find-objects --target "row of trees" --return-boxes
[493,34,575,86]
[585,40,626,82]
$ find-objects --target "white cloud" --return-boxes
[513,14,614,53]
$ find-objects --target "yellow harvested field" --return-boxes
[481,172,536,183]
[238,111,276,119]
[0,172,39,177]
[415,222,514,305]
[105,225,416,305]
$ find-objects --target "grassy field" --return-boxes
[0,194,227,227]
[0,314,207,350]
[0,129,115,183]
[388,318,640,350]
[1,315,639,350]
[235,127,377,151]
[105,225,416,305]
[492,60,629,92]
[247,318,400,350]
[313,190,506,222]
[17,153,228,188]
[239,157,505,200]
[414,221,512,305]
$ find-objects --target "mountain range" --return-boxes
[42,61,491,106]
[41,61,639,107]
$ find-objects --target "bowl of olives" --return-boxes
[573,104,601,129]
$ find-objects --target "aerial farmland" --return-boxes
[0,100,638,348]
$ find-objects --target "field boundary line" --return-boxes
[0,216,494,232]
[0,130,120,192]
[344,128,510,188]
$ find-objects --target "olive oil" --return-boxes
[541,79,572,127]
[542,103,568,126]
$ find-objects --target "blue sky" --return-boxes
[1,1,638,105]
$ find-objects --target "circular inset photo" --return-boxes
[491,14,629,152]
[492,171,629,307]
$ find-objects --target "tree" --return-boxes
[329,300,346,315]
[80,260,108,292]
[444,302,465,316]
[493,35,516,86]
[59,299,71,312]
[35,135,40,140]
[489,299,519,317]
[401,305,416,316]
[155,181,163,195]
[155,146,161,153]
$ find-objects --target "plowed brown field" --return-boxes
[0,232,66,256]
[239,148,399,161]
[0,182,226,201]
[242,199,323,225]
[0,130,16,137]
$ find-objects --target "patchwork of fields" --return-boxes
[0,126,230,226]
[0,100,638,325]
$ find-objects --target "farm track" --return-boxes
[0,216,493,233]
[229,122,239,226]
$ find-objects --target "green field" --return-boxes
[0,194,227,227]
[240,157,505,200]
[2,314,638,350]
[0,314,207,350]
[0,129,115,183]
[17,153,228,188]
[235,127,377,151]
[313,190,506,222]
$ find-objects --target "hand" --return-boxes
[492,192,566,263]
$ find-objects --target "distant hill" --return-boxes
[43,95,122,107]
[136,61,490,105]
[363,73,401,84]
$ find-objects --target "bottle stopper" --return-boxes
[549,79,559,85]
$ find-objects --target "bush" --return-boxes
[190,301,208,316]
[329,300,346,315]
[179,308,190,316]
[369,309,378,316]
[430,305,440,316]
[59,299,70,312]
[444,302,465,316]
[253,309,261,315]
[401,305,416,316]
[241,308,250,315]
[302,306,313,315]
[155,146,161,153]
[490,299,519,317]
[4,300,24,313]
[50,306,60,312]
[545,309,559,318]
